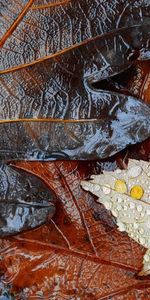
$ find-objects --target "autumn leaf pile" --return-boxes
[0,0,150,299]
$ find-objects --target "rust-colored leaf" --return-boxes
[0,1,150,299]
[0,156,150,298]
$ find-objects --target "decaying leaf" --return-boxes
[1,159,150,299]
[0,1,150,160]
[81,159,150,276]
[0,0,150,297]
[0,164,55,236]
[1,0,150,71]
[123,61,150,103]
[0,96,150,160]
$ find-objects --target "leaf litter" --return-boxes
[0,0,150,298]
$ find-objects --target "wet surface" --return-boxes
[0,96,150,161]
[0,0,150,298]
[0,164,56,236]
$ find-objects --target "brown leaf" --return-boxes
[0,159,150,298]
[0,1,150,160]
[0,0,32,43]
[0,1,150,299]
[124,61,150,103]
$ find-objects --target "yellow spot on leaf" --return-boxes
[114,179,127,194]
[130,185,144,200]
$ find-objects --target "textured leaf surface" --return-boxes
[1,32,150,159]
[0,96,150,160]
[0,1,150,298]
[81,159,150,276]
[0,1,150,160]
[0,155,150,299]
[0,164,55,236]
[0,24,149,120]
[1,0,150,70]
[0,0,29,40]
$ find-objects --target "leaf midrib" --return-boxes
[0,0,35,48]
[0,24,146,75]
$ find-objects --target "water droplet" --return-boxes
[139,237,145,244]
[117,222,126,232]
[105,201,112,210]
[139,228,144,234]
[116,204,122,211]
[133,223,139,229]
[127,166,142,178]
[117,197,122,203]
[146,221,150,229]
[144,254,150,262]
[102,184,111,195]
[130,202,135,209]
[95,184,101,191]
[114,180,127,194]
[137,205,143,212]
[112,210,118,217]
[124,205,128,211]
[130,185,144,200]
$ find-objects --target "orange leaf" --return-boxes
[1,159,150,298]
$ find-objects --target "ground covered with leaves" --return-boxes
[0,0,150,299]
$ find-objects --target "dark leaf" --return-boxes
[0,24,150,120]
[0,94,150,160]
[0,0,150,70]
[0,24,150,159]
[0,0,29,41]
[0,1,150,160]
[0,164,55,236]
[0,0,150,298]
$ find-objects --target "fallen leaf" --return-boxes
[0,0,29,41]
[0,159,150,299]
[0,96,150,160]
[0,1,150,298]
[81,159,150,276]
[1,0,150,71]
[0,1,150,161]
[122,61,150,103]
[0,163,55,236]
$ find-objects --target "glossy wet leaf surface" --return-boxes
[0,0,150,299]
[0,1,150,160]
[0,164,55,236]
[1,36,150,160]
[1,0,150,71]
[0,97,150,160]
[0,149,150,299]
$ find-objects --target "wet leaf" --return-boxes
[1,159,150,299]
[0,1,150,298]
[1,0,150,70]
[0,1,150,159]
[81,159,150,276]
[0,97,150,160]
[0,164,55,236]
[0,24,150,120]
[121,61,150,103]
[1,29,150,160]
